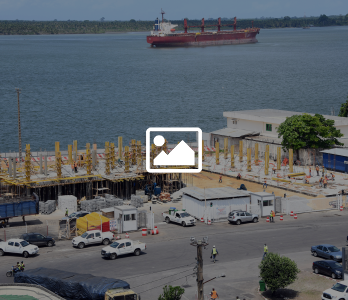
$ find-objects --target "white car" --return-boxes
[72,230,114,249]
[0,238,39,258]
[101,239,146,260]
[322,280,348,300]
[163,209,195,227]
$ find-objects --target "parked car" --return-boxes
[311,244,342,262]
[228,211,258,225]
[313,260,343,279]
[20,233,55,247]
[163,209,195,227]
[61,211,90,221]
[101,239,146,260]
[72,230,114,249]
[0,238,39,258]
[322,280,348,300]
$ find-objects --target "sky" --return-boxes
[0,0,347,21]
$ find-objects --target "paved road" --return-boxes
[1,210,347,299]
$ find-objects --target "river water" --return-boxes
[0,26,348,151]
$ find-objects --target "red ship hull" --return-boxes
[147,29,260,47]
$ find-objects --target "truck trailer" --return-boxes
[14,267,140,300]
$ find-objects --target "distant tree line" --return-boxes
[0,14,347,35]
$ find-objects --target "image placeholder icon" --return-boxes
[146,127,202,173]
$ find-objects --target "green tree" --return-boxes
[158,285,185,300]
[259,252,300,293]
[318,14,329,25]
[277,113,343,153]
[338,96,348,117]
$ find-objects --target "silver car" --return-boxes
[228,211,259,225]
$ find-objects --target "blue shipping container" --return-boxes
[323,153,348,173]
[0,200,38,219]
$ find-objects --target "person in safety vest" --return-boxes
[20,261,25,271]
[263,243,268,260]
[210,288,219,299]
[65,208,69,217]
[210,245,218,263]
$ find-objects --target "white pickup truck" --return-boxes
[72,230,114,249]
[322,280,348,300]
[163,209,195,227]
[0,238,39,258]
[101,239,146,260]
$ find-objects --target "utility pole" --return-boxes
[15,88,22,162]
[190,236,209,300]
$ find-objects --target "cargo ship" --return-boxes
[147,11,260,47]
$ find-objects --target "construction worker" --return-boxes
[65,208,69,217]
[269,211,273,223]
[20,261,25,272]
[219,175,222,183]
[319,177,323,188]
[316,165,320,176]
[272,167,276,174]
[263,179,267,189]
[272,210,275,222]
[309,167,311,177]
[74,161,78,173]
[211,245,218,263]
[71,162,74,173]
[263,243,268,260]
[322,166,325,177]
[210,288,219,299]
[237,173,241,180]
[331,173,335,181]
[323,177,328,188]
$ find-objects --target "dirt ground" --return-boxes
[257,271,337,300]
[193,171,319,199]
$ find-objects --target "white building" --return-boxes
[209,109,348,162]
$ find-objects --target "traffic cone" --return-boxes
[290,211,294,216]
[340,206,343,211]
[266,216,270,222]
[207,219,211,225]
[280,215,283,221]
[294,214,297,220]
[201,217,204,222]
[125,232,129,238]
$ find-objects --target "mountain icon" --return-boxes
[154,140,195,166]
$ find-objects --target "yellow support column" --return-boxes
[247,148,251,172]
[25,144,31,182]
[55,141,60,158]
[131,139,136,165]
[224,138,228,159]
[289,149,294,173]
[239,140,243,162]
[150,144,155,168]
[105,142,110,175]
[215,142,219,165]
[255,143,259,165]
[86,143,92,175]
[118,136,123,160]
[56,151,62,178]
[68,145,73,165]
[137,141,142,166]
[202,140,205,162]
[124,146,130,173]
[277,147,281,170]
[73,140,78,161]
[264,147,269,175]
[110,142,116,169]
[231,145,235,168]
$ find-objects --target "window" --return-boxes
[14,242,20,247]
[317,246,323,250]
[118,243,125,248]
[95,232,101,237]
[246,212,251,216]
[263,200,269,207]
[36,234,44,240]
[263,200,273,207]
[323,247,328,252]
[240,212,245,216]
[8,242,13,246]
[131,214,136,220]
[176,213,180,218]
[126,242,131,247]
[266,124,272,131]
[87,234,94,239]
[124,214,130,221]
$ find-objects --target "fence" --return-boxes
[0,220,59,241]
[282,194,347,214]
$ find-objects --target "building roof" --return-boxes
[101,207,115,213]
[320,148,348,157]
[183,187,249,201]
[114,205,137,211]
[223,109,348,126]
[210,128,259,138]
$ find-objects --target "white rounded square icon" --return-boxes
[146,127,202,173]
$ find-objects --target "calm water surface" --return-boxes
[0,27,347,151]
